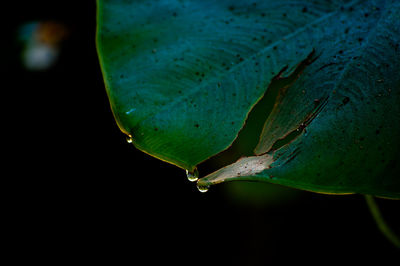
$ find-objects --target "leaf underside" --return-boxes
[97,0,400,198]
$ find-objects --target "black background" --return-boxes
[4,1,399,264]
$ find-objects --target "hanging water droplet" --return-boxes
[126,135,133,144]
[196,183,210,193]
[186,167,199,182]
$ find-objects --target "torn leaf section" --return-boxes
[254,54,329,154]
[254,87,329,155]
[198,50,317,174]
[265,96,329,153]
[197,154,274,187]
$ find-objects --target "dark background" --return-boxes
[5,1,399,264]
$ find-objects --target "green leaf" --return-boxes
[97,0,400,198]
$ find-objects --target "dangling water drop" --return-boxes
[126,135,133,144]
[186,167,199,182]
[196,182,210,193]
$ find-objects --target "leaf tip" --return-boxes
[197,154,274,188]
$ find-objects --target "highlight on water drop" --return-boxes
[196,182,210,193]
[126,135,133,143]
[186,167,199,182]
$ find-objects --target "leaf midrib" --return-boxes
[305,0,387,121]
[253,2,387,155]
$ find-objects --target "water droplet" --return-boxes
[186,167,199,182]
[196,183,210,193]
[126,135,133,143]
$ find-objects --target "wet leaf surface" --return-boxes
[97,0,400,198]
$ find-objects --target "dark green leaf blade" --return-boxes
[96,0,354,171]
[198,0,400,198]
